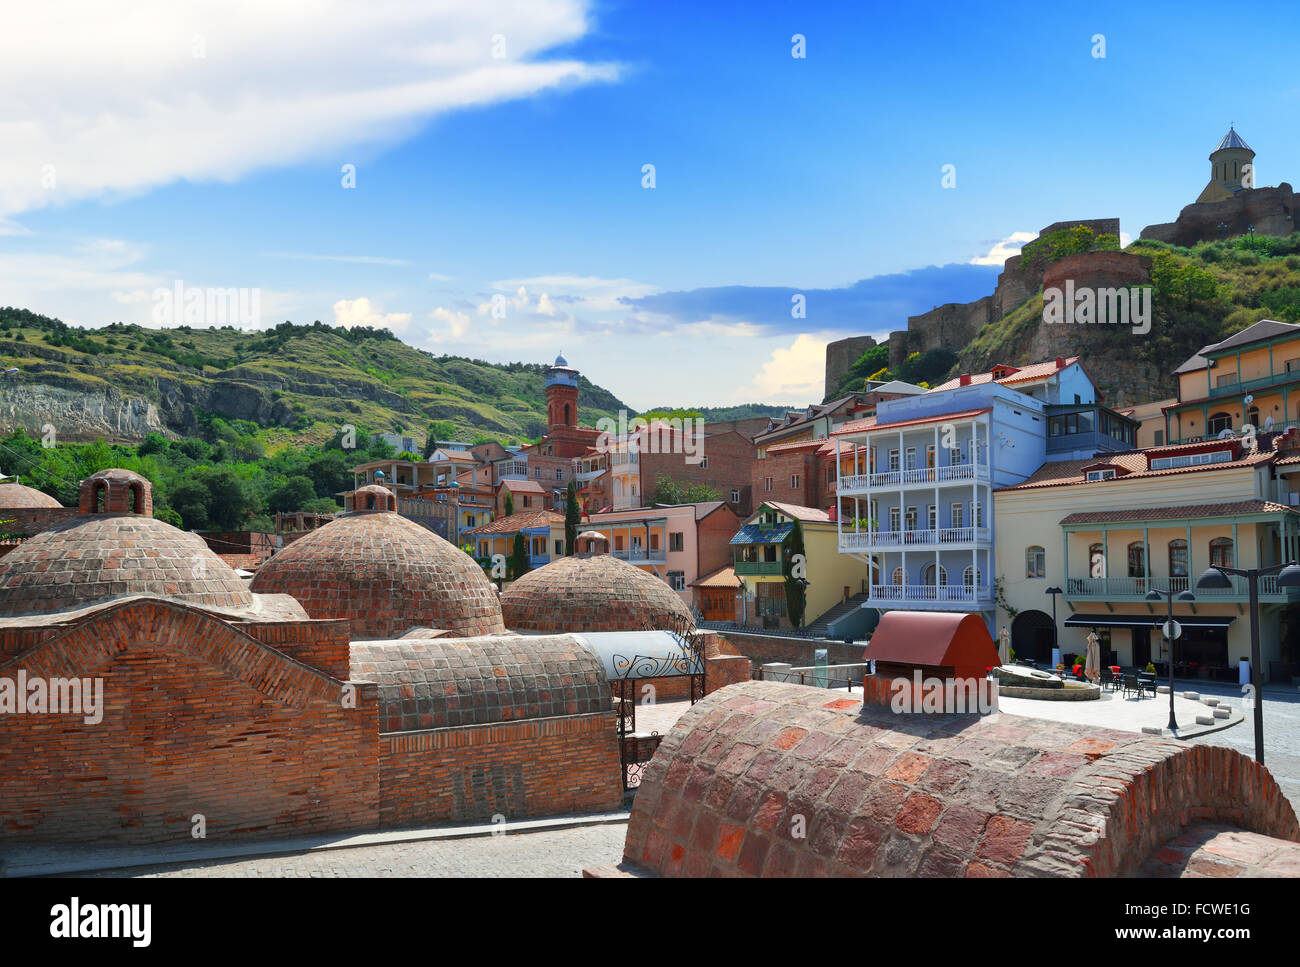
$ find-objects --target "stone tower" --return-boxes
[1197,126,1255,203]
[545,352,580,430]
[78,468,153,516]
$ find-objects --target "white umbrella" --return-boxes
[997,626,1010,666]
[1084,631,1101,683]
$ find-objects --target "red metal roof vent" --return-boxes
[862,611,1000,710]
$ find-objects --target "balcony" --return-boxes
[1065,574,1300,603]
[734,560,783,576]
[839,527,991,552]
[612,547,667,565]
[867,584,993,605]
[838,463,989,495]
[1206,372,1295,399]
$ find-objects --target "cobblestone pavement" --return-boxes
[82,822,629,878]
[1182,683,1300,815]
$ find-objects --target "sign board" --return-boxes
[1162,619,1182,641]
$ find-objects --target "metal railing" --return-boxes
[1065,573,1300,600]
[612,547,667,564]
[839,527,991,550]
[756,663,868,691]
[869,583,993,603]
[839,463,989,492]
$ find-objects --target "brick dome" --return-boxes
[501,554,695,632]
[0,482,61,509]
[250,511,506,639]
[0,515,254,616]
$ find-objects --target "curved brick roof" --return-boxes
[250,511,505,639]
[0,482,62,508]
[606,680,1298,878]
[0,515,254,616]
[350,633,609,730]
[501,554,695,633]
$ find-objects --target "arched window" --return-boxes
[1026,545,1045,578]
[94,481,107,513]
[1210,537,1234,568]
[564,402,571,425]
[891,566,905,586]
[366,494,376,510]
[1127,541,1146,578]
[923,563,947,586]
[1088,542,1105,579]
[963,565,980,587]
[1168,539,1188,580]
[1208,411,1233,436]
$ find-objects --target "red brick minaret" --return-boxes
[546,352,580,431]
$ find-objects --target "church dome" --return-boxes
[0,482,62,509]
[0,515,254,616]
[501,554,695,632]
[250,506,506,639]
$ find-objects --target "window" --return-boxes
[556,469,564,481]
[731,489,740,503]
[1154,430,1165,446]
[927,505,937,529]
[888,449,900,471]
[700,455,708,469]
[534,467,543,478]
[1085,469,1117,481]
[963,565,980,587]
[971,499,983,527]
[466,514,476,528]
[649,533,660,550]
[791,474,801,489]
[1169,539,1188,578]
[950,502,964,528]
[1127,541,1146,578]
[891,566,905,586]
[1215,374,1238,388]
[905,447,917,470]
[1286,358,1300,373]
[948,446,962,465]
[764,477,773,493]
[889,507,901,532]
[925,445,935,469]
[1208,412,1233,435]
[669,532,684,552]
[905,506,918,530]
[1210,537,1234,568]
[668,571,686,591]
[1149,449,1232,470]
[923,563,947,586]
[555,539,563,556]
[1026,546,1045,578]
[522,495,532,508]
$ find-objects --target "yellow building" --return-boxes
[731,501,874,631]
[1165,319,1300,445]
[994,437,1300,682]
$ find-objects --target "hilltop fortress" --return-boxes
[825,127,1296,399]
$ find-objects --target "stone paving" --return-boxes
[77,822,630,878]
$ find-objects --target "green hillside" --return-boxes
[0,309,628,449]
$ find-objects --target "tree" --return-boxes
[510,532,529,580]
[267,475,316,513]
[504,492,514,517]
[651,473,722,505]
[564,478,580,555]
[783,519,807,629]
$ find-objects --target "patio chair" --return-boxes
[1122,674,1141,698]
[1137,673,1157,698]
[1099,667,1113,690]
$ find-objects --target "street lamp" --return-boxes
[1045,586,1063,665]
[1144,587,1196,731]
[1195,561,1300,764]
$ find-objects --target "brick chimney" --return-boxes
[958,374,971,386]
[1055,356,1066,369]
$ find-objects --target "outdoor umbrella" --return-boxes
[1084,631,1100,683]
[997,627,1010,666]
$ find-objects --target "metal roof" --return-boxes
[729,521,793,545]
[1064,613,1235,629]
[573,630,704,680]
[1213,127,1252,153]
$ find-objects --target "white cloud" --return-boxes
[426,306,472,342]
[333,296,411,332]
[970,231,1037,266]
[747,334,829,402]
[264,252,412,266]
[0,1,619,218]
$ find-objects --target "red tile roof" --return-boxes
[500,479,546,494]
[1059,500,1296,526]
[464,510,563,535]
[835,408,991,436]
[926,357,1079,394]
[997,446,1274,492]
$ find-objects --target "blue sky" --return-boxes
[4,0,1300,409]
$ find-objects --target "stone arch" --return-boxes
[1012,608,1056,663]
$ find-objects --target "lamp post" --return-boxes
[1045,586,1063,666]
[1144,587,1196,732]
[1195,561,1300,765]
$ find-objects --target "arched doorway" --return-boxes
[1012,609,1057,664]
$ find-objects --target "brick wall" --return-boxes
[2,507,80,536]
[718,630,868,667]
[642,430,756,516]
[377,711,623,825]
[235,618,353,680]
[696,504,741,579]
[752,451,820,510]
[0,600,379,844]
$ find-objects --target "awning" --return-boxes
[729,522,793,545]
[572,631,704,680]
[1064,613,1235,630]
